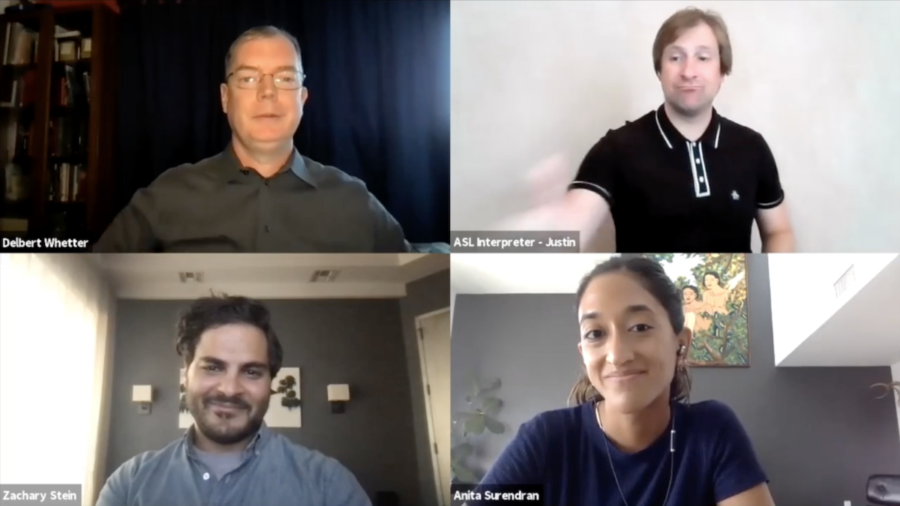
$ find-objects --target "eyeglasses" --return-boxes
[226,70,306,90]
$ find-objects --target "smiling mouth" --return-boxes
[605,371,646,381]
[209,401,245,412]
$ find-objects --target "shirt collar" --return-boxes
[219,143,318,188]
[182,421,271,459]
[654,104,722,150]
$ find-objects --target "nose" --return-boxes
[215,374,244,400]
[680,56,698,80]
[256,74,277,100]
[605,328,635,366]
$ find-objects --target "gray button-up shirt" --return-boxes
[95,424,371,506]
[93,145,411,252]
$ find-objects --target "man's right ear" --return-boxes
[220,83,228,113]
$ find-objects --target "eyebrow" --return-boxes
[579,304,654,324]
[669,45,714,52]
[231,65,299,73]
[198,357,268,371]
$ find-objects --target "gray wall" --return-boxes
[107,270,449,506]
[400,270,453,506]
[451,255,900,506]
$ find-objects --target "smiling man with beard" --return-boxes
[95,295,370,506]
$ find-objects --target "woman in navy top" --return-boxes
[473,257,775,506]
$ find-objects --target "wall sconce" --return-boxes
[132,385,153,415]
[327,384,350,414]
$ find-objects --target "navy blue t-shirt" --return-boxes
[472,400,768,506]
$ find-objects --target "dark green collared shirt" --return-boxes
[94,146,410,252]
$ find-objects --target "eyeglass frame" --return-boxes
[225,67,307,90]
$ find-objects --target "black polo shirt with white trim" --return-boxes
[570,105,784,253]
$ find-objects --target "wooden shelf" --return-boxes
[0,4,118,240]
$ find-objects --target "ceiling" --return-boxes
[780,254,900,366]
[95,253,449,299]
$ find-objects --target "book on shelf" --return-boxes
[1,115,35,164]
[3,22,38,65]
[48,162,86,203]
[0,68,38,107]
[53,25,91,62]
[4,161,29,203]
[52,66,90,107]
[54,27,81,39]
[82,71,90,101]
[48,116,87,156]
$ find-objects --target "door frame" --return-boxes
[415,307,452,506]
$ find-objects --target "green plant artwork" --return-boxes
[452,376,505,484]
[277,374,301,410]
[626,253,750,367]
[179,383,188,413]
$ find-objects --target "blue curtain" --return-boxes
[115,0,450,243]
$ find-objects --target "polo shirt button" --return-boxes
[264,225,270,233]
[699,177,704,183]
[691,142,696,147]
[264,180,269,186]
[695,158,701,164]
[202,473,210,481]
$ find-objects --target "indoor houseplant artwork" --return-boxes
[631,254,750,367]
[178,367,302,428]
[451,376,506,484]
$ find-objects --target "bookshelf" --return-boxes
[0,2,118,241]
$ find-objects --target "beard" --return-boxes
[187,391,268,446]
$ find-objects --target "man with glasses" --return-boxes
[94,26,410,252]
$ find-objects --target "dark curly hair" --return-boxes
[175,294,283,379]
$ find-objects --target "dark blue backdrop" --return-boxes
[115,0,450,243]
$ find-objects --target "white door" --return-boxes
[418,309,452,506]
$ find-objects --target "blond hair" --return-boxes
[652,8,733,76]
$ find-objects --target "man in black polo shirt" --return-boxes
[94,26,410,253]
[506,8,795,253]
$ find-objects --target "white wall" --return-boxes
[450,253,614,294]
[451,1,900,252]
[891,362,900,448]
[893,362,900,449]
[0,254,116,505]
[450,289,456,334]
[768,253,898,364]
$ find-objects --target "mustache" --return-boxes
[205,396,250,410]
